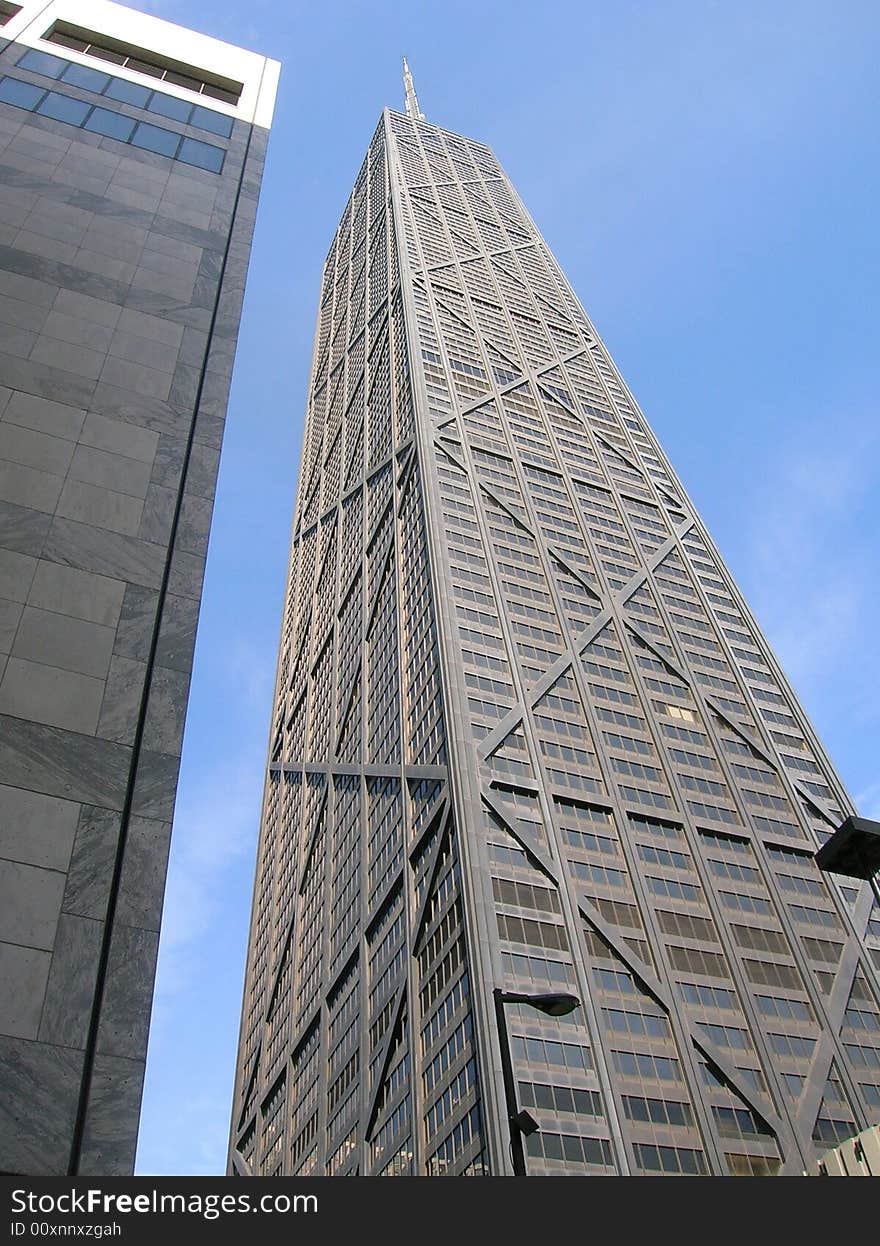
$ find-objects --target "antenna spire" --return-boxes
[402,56,425,121]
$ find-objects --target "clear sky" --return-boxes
[131,0,880,1174]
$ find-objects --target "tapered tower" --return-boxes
[229,78,880,1176]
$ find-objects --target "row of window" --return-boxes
[0,75,225,171]
[15,47,234,134]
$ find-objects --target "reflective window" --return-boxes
[61,62,110,93]
[190,104,233,138]
[17,48,66,78]
[104,77,151,107]
[131,121,180,158]
[83,106,135,141]
[36,90,90,125]
[0,76,44,108]
[146,92,192,122]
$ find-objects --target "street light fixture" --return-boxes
[814,815,880,908]
[492,987,580,1175]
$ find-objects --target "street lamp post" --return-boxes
[492,988,580,1175]
[814,815,880,908]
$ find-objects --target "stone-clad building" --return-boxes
[0,0,278,1174]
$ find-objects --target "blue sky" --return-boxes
[132,1,880,1173]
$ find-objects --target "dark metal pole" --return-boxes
[493,987,527,1176]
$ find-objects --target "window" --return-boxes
[0,76,43,108]
[83,106,135,141]
[36,90,90,124]
[131,120,180,157]
[0,2,22,27]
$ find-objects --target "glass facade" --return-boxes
[229,107,880,1176]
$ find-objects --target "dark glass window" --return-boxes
[36,91,90,125]
[190,104,233,138]
[164,70,201,92]
[45,32,88,52]
[125,57,164,80]
[87,45,127,66]
[61,62,110,93]
[147,92,192,123]
[104,77,150,107]
[201,83,239,105]
[0,76,44,109]
[16,49,66,78]
[178,137,224,173]
[131,121,180,157]
[0,4,23,29]
[83,106,135,141]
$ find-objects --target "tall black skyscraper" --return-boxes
[230,75,880,1177]
[0,0,277,1174]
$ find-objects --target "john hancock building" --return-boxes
[229,74,880,1177]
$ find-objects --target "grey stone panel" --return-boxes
[0,242,130,311]
[0,942,51,1040]
[54,475,143,540]
[0,319,36,357]
[0,422,76,476]
[68,444,152,500]
[2,390,86,441]
[78,410,159,464]
[98,355,172,402]
[94,923,159,1062]
[141,665,191,758]
[86,384,186,440]
[191,410,224,450]
[30,336,106,381]
[0,656,105,734]
[0,1036,83,1174]
[0,546,36,602]
[76,1053,144,1177]
[52,288,122,330]
[0,458,64,513]
[152,593,199,674]
[41,309,116,353]
[0,498,52,557]
[137,482,176,546]
[130,749,181,823]
[166,361,200,412]
[0,597,21,652]
[62,805,120,922]
[97,654,147,746]
[175,492,212,557]
[113,583,159,664]
[27,560,126,628]
[11,606,116,679]
[43,517,165,590]
[38,912,102,1049]
[115,815,171,932]
[0,347,98,410]
[0,858,65,950]
[166,547,205,602]
[0,292,49,334]
[178,326,209,370]
[0,714,130,810]
[149,433,187,490]
[183,441,221,500]
[0,782,80,870]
